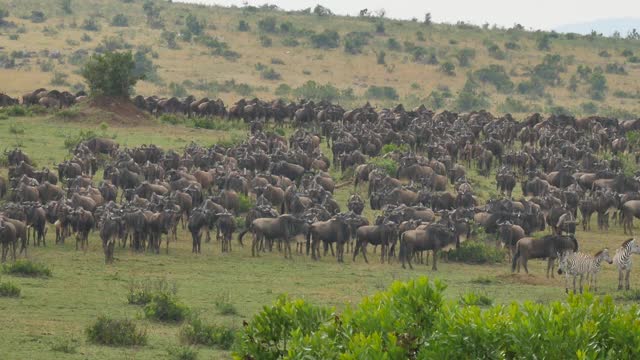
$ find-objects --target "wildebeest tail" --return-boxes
[238,228,249,244]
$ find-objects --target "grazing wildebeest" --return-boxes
[400,224,458,270]
[511,235,578,277]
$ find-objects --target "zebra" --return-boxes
[558,249,612,294]
[612,238,640,290]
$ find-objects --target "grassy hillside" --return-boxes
[0,0,639,117]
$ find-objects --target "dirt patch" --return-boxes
[497,273,559,286]
[55,96,152,126]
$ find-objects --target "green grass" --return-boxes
[0,280,21,298]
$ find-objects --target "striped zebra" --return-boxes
[558,249,612,294]
[613,238,640,290]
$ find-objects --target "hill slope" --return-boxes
[0,0,639,118]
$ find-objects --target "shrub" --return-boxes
[238,193,254,213]
[9,122,25,135]
[454,48,476,67]
[598,50,610,57]
[81,33,92,42]
[605,63,626,75]
[487,43,506,60]
[111,14,129,27]
[454,79,489,112]
[376,51,386,65]
[60,0,72,14]
[180,316,236,349]
[81,51,142,97]
[215,292,239,316]
[144,292,190,322]
[440,61,455,76]
[81,18,100,31]
[381,143,409,154]
[260,35,272,47]
[387,38,402,51]
[0,280,21,297]
[127,278,177,305]
[459,291,493,306]
[504,41,519,50]
[310,30,340,49]
[536,33,551,50]
[3,260,51,277]
[237,19,250,32]
[447,240,505,264]
[167,345,198,360]
[375,21,385,34]
[2,105,29,117]
[56,108,81,120]
[271,58,285,65]
[185,14,204,36]
[9,34,18,40]
[588,72,607,100]
[365,86,399,100]
[470,276,496,285]
[517,79,545,97]
[275,84,291,96]
[473,65,513,93]
[344,31,371,54]
[86,316,147,346]
[258,17,277,33]
[293,81,354,102]
[30,10,46,23]
[369,157,398,177]
[282,37,299,47]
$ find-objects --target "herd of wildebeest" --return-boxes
[2,89,640,293]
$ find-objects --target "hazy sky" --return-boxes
[176,0,640,30]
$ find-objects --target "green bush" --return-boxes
[3,260,51,278]
[310,30,340,49]
[344,31,371,54]
[261,67,281,80]
[470,276,496,285]
[0,280,21,297]
[440,61,455,76]
[237,20,250,32]
[169,82,188,97]
[260,35,273,47]
[447,240,505,264]
[180,316,236,349]
[63,130,97,150]
[167,345,198,360]
[258,17,277,33]
[1,105,30,117]
[144,293,190,322]
[474,65,513,93]
[127,278,177,305]
[375,21,385,34]
[81,51,142,98]
[81,18,100,31]
[455,48,476,67]
[381,143,409,154]
[365,85,399,100]
[235,277,640,359]
[459,291,493,306]
[111,14,129,27]
[369,157,398,177]
[497,96,530,113]
[238,193,254,214]
[588,72,608,100]
[454,79,489,112]
[86,316,147,346]
[160,114,186,126]
[387,38,402,51]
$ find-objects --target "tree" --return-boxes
[313,5,333,16]
[237,20,250,32]
[455,48,476,67]
[60,0,72,14]
[185,13,203,36]
[440,61,455,76]
[588,72,607,100]
[0,6,8,24]
[81,51,142,98]
[536,33,551,51]
[376,51,386,65]
[143,0,162,28]
[424,13,432,26]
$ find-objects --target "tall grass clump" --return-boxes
[215,292,239,316]
[180,315,236,350]
[447,240,505,264]
[86,315,147,346]
[143,292,190,322]
[0,280,21,297]
[3,260,51,278]
[127,278,177,305]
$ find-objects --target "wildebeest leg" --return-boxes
[330,243,335,257]
[352,241,360,262]
[362,243,369,264]
[432,250,438,271]
[380,244,385,264]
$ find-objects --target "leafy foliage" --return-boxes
[111,14,129,27]
[167,345,198,360]
[86,316,147,346]
[473,65,513,93]
[236,277,640,359]
[127,278,177,305]
[366,85,399,100]
[143,293,190,322]
[310,30,340,49]
[81,51,142,97]
[369,157,398,177]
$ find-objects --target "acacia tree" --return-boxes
[81,51,142,98]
